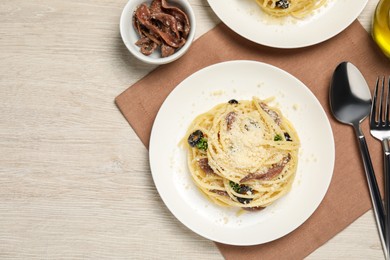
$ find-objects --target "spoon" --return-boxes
[329,61,386,257]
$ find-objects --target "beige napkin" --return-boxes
[116,20,390,259]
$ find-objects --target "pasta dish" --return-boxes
[255,0,327,18]
[183,97,300,211]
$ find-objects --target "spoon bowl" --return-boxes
[330,62,371,126]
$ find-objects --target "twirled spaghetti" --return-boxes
[255,0,327,18]
[183,97,300,211]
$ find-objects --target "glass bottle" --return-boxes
[372,0,390,58]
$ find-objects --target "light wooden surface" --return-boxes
[0,0,384,259]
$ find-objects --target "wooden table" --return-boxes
[0,0,384,259]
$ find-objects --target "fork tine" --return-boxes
[379,76,385,125]
[386,76,390,126]
[371,77,380,125]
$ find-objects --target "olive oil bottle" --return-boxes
[372,0,390,58]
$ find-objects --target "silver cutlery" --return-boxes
[330,62,386,258]
[370,76,390,260]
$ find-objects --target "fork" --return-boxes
[370,76,390,260]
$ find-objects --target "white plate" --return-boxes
[207,0,368,48]
[149,60,335,245]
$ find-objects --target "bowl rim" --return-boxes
[119,0,196,65]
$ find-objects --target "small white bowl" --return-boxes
[120,0,196,65]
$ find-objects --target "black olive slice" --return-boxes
[188,130,203,147]
[229,181,254,204]
[237,197,252,205]
[284,132,292,141]
[228,99,239,104]
[276,0,289,9]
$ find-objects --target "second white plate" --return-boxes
[208,0,368,48]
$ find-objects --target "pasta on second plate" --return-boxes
[183,97,300,211]
[255,0,327,18]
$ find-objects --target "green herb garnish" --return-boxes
[196,137,208,151]
[229,181,241,193]
[274,134,283,141]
